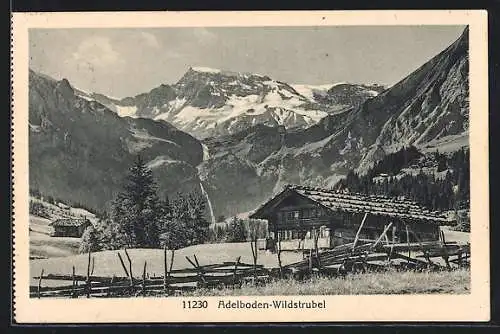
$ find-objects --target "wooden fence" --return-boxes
[31,249,270,298]
[31,226,470,298]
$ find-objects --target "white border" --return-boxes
[12,10,489,323]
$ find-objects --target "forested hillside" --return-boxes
[336,146,470,212]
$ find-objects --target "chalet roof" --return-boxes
[49,218,90,227]
[249,184,454,224]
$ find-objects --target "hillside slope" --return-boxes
[90,68,383,139]
[198,27,469,218]
[29,70,204,212]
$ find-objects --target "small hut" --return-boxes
[49,218,91,238]
[249,184,455,250]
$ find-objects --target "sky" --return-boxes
[29,25,466,99]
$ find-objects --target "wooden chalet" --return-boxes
[249,185,455,250]
[49,218,91,238]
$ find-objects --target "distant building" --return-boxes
[250,184,454,250]
[49,218,91,238]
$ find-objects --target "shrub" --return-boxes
[29,201,50,219]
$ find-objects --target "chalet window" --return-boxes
[286,211,299,221]
[310,208,321,217]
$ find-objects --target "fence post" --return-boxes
[124,248,134,287]
[308,248,313,275]
[233,256,241,288]
[250,237,258,282]
[352,213,368,251]
[276,233,283,278]
[142,261,147,297]
[186,255,207,287]
[72,266,76,298]
[169,250,175,278]
[405,225,411,266]
[37,269,44,299]
[117,252,130,278]
[86,251,92,298]
[163,245,168,294]
[313,228,321,273]
[440,231,451,270]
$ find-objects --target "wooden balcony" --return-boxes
[272,217,334,230]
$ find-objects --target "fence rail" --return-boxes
[31,226,470,298]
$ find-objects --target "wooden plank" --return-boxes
[352,213,368,251]
[163,245,168,293]
[391,252,442,269]
[124,248,134,286]
[117,252,130,278]
[86,251,92,298]
[142,261,147,297]
[381,241,448,252]
[33,274,130,283]
[405,225,411,264]
[371,223,393,250]
[233,256,241,288]
[71,266,76,298]
[37,269,44,299]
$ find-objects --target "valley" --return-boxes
[28,27,469,226]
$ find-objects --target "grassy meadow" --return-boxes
[181,268,470,296]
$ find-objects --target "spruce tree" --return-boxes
[227,217,246,242]
[111,155,162,248]
[79,225,99,253]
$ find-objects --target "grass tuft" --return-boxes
[181,268,470,296]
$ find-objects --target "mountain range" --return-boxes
[79,67,385,139]
[29,71,204,212]
[29,27,469,220]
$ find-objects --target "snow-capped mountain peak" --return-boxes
[190,66,222,74]
[81,67,385,139]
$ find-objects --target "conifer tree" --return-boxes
[227,217,246,242]
[79,225,99,253]
[111,155,162,248]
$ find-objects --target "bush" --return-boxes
[29,201,50,219]
[226,217,246,242]
[451,210,470,232]
[79,225,100,253]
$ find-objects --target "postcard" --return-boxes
[11,10,489,323]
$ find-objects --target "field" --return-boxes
[182,268,470,296]
[30,242,304,287]
[29,209,471,295]
[30,215,81,259]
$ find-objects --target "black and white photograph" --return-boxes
[11,10,489,323]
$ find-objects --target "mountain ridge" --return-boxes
[28,27,469,220]
[196,27,469,218]
[29,69,204,212]
[78,66,384,139]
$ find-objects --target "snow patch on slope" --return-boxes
[146,155,181,169]
[292,83,346,101]
[116,105,138,117]
[202,143,210,161]
[130,127,180,146]
[191,66,221,74]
